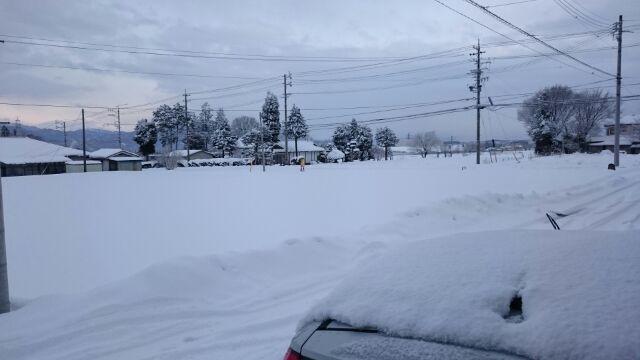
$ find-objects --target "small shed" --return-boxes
[65,160,102,173]
[89,149,143,171]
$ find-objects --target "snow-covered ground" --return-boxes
[1,152,639,359]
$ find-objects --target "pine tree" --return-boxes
[134,119,158,159]
[332,125,350,152]
[285,104,308,156]
[198,102,215,150]
[153,104,177,150]
[211,108,237,157]
[260,91,280,143]
[375,127,399,160]
[241,125,271,159]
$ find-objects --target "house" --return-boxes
[169,149,216,160]
[0,137,85,177]
[89,148,143,171]
[65,160,102,173]
[273,140,325,164]
[589,118,640,154]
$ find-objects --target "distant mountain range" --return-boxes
[8,124,137,152]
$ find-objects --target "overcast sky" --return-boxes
[1,0,639,141]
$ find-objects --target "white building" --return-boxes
[273,140,325,164]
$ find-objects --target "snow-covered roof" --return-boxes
[274,140,324,153]
[90,148,140,159]
[0,137,84,165]
[588,135,633,146]
[65,160,101,165]
[603,114,639,126]
[302,230,640,360]
[108,157,143,162]
[169,149,210,157]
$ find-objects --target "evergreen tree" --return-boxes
[332,125,350,153]
[285,104,308,156]
[259,91,280,143]
[375,127,399,160]
[0,125,9,137]
[211,108,237,157]
[134,119,158,159]
[241,125,271,159]
[153,104,177,150]
[354,124,373,160]
[331,118,373,161]
[198,102,215,150]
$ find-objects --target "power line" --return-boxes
[0,34,407,62]
[461,0,615,77]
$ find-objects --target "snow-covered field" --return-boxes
[1,152,639,359]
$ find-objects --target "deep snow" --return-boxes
[1,152,639,359]
[303,230,640,360]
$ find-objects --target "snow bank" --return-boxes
[302,230,640,360]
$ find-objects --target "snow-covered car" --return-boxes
[283,230,640,360]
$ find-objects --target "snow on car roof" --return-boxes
[302,230,640,360]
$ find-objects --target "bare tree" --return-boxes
[413,131,440,158]
[231,116,258,138]
[571,90,613,151]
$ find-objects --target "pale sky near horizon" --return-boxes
[1,0,638,141]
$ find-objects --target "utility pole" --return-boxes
[116,106,121,149]
[55,121,67,147]
[82,109,87,173]
[260,116,266,172]
[614,15,623,167]
[0,42,9,315]
[283,73,292,165]
[184,90,191,162]
[0,121,10,314]
[470,40,488,165]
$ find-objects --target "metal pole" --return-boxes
[82,109,87,173]
[614,15,623,167]
[0,121,10,314]
[184,90,190,162]
[63,122,67,147]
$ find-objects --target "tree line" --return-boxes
[133,91,310,160]
[134,90,423,163]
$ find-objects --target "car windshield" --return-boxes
[0,2,639,360]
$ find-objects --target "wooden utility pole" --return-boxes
[283,73,292,165]
[82,109,87,173]
[184,90,191,162]
[614,15,623,167]
[0,121,9,314]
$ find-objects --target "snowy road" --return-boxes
[1,152,639,359]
